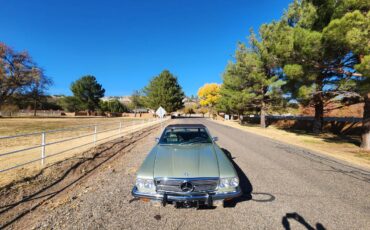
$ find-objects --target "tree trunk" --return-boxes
[361,93,370,150]
[313,93,324,134]
[260,101,267,128]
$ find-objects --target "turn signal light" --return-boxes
[140,198,150,202]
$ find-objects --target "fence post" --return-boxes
[41,132,46,166]
[94,125,98,145]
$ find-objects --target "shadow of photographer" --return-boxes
[282,212,326,230]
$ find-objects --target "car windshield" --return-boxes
[159,127,212,145]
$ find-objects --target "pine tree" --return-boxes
[144,70,185,112]
[266,0,368,133]
[218,42,285,127]
[322,2,369,148]
[70,75,105,113]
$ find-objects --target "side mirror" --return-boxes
[155,137,160,142]
[212,137,218,142]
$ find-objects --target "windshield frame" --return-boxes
[158,126,213,145]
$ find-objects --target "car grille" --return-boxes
[155,178,219,193]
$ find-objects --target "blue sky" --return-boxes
[1,0,292,96]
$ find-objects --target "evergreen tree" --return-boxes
[322,2,369,148]
[266,0,368,133]
[218,44,255,117]
[218,43,285,127]
[100,99,128,113]
[58,96,83,112]
[144,70,184,112]
[70,75,105,113]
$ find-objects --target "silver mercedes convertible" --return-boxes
[132,124,241,208]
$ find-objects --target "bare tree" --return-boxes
[25,68,52,116]
[0,43,42,107]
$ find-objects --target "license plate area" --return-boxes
[174,201,200,208]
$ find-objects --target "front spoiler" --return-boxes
[131,186,242,203]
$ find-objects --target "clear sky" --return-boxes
[1,0,292,96]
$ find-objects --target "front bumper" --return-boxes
[131,186,242,203]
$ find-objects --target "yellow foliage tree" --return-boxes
[197,83,221,116]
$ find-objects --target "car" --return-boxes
[170,112,181,119]
[132,124,241,208]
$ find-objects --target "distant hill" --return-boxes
[101,96,132,105]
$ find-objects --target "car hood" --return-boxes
[153,144,220,178]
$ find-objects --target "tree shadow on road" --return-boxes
[282,212,326,230]
[221,148,253,208]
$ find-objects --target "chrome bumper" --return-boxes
[131,186,242,202]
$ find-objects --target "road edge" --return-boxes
[208,118,370,172]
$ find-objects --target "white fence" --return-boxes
[0,118,167,173]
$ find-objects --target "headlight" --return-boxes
[136,178,155,189]
[219,177,239,188]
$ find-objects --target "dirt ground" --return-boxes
[0,122,163,229]
[0,118,160,187]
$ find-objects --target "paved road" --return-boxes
[21,118,370,229]
[200,119,370,229]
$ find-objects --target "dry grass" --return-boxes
[0,117,145,136]
[0,117,162,186]
[212,119,370,170]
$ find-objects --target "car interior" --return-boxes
[160,128,211,144]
